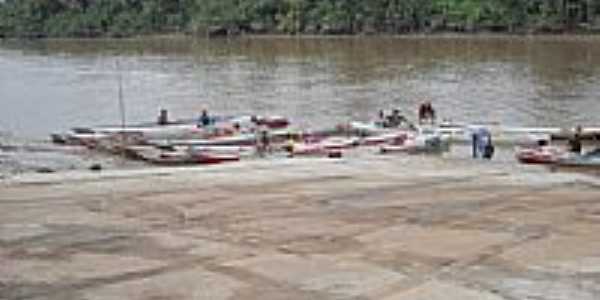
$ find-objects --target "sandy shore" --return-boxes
[1,153,599,300]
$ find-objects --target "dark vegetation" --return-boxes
[1,0,600,38]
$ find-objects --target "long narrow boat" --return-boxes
[380,129,449,154]
[192,151,240,164]
[348,120,600,144]
[319,137,360,150]
[51,115,291,146]
[150,134,257,147]
[133,145,242,165]
[554,150,600,169]
[515,146,565,165]
[288,143,343,158]
[361,131,409,146]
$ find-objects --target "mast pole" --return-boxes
[116,59,127,154]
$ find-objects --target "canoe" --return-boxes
[134,145,242,165]
[189,145,253,154]
[320,137,360,150]
[361,131,409,146]
[51,114,288,146]
[150,134,257,147]
[143,149,193,165]
[228,115,290,129]
[345,121,415,136]
[192,151,240,164]
[515,146,564,165]
[256,116,289,129]
[555,150,600,169]
[288,143,343,158]
[380,133,449,154]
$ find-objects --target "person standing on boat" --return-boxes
[256,124,270,157]
[568,126,583,155]
[157,109,169,126]
[385,109,407,128]
[198,109,212,128]
[418,101,436,125]
[376,110,386,127]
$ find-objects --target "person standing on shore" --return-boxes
[256,124,270,157]
[568,125,583,155]
[471,127,494,159]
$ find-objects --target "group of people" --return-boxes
[378,109,410,128]
[378,102,497,160]
[156,108,214,128]
[377,101,437,129]
[418,102,436,125]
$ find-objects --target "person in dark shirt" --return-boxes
[418,102,436,124]
[568,126,583,154]
[157,109,169,125]
[386,109,406,128]
[198,109,211,127]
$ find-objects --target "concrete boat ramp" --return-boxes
[1,155,599,300]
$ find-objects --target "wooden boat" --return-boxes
[319,137,360,150]
[344,121,414,136]
[361,131,409,146]
[228,115,290,129]
[51,114,290,146]
[515,146,565,165]
[554,150,600,169]
[192,151,240,164]
[256,115,289,129]
[380,129,449,154]
[141,147,193,165]
[131,144,242,165]
[150,134,257,147]
[288,143,343,158]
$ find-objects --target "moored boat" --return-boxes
[361,131,409,146]
[287,143,343,158]
[515,146,565,165]
[192,151,241,164]
[554,149,600,169]
[380,128,449,154]
[319,137,360,150]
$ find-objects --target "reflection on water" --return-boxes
[1,36,599,139]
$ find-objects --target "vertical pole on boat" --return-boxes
[117,60,126,131]
[116,59,127,155]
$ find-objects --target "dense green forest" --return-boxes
[1,0,600,38]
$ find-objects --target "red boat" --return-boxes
[193,152,240,164]
[320,137,360,150]
[256,116,290,129]
[362,131,409,146]
[515,146,563,164]
[288,143,343,158]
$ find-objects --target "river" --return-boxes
[1,35,599,174]
[2,35,600,138]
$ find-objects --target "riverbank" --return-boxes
[4,29,600,42]
[1,154,599,299]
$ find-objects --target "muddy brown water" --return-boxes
[1,35,599,174]
[1,35,600,138]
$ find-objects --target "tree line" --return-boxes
[1,0,600,38]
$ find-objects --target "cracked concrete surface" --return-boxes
[1,155,599,299]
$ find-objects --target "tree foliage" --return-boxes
[1,0,600,38]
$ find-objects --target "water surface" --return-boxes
[1,36,599,139]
